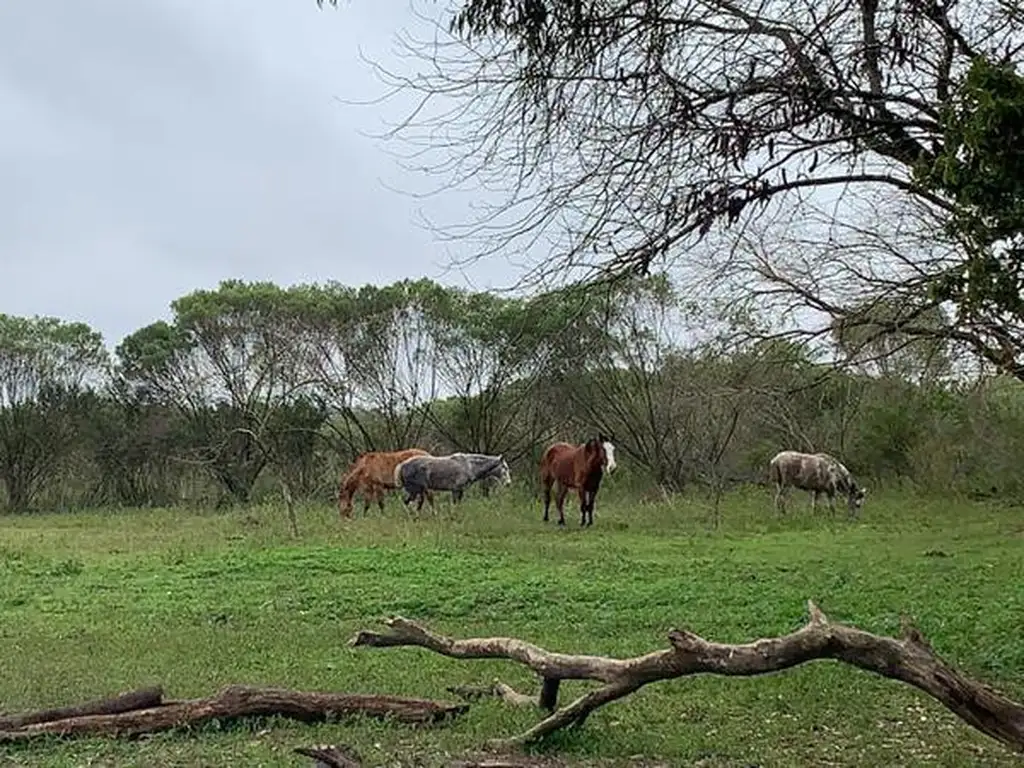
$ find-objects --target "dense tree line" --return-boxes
[1,275,1022,513]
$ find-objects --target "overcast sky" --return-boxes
[0,1,516,348]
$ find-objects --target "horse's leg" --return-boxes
[555,484,569,526]
[774,484,785,514]
[452,487,464,504]
[542,476,554,522]
[339,489,352,520]
[578,487,588,527]
[584,489,596,527]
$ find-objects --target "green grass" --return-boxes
[1,486,1022,766]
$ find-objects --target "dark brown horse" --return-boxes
[539,435,618,527]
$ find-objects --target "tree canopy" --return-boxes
[319,0,1024,380]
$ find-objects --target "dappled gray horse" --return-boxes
[769,450,866,517]
[395,453,512,512]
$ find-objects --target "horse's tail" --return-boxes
[537,449,557,501]
[393,460,407,489]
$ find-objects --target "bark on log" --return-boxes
[0,687,163,730]
[293,743,363,767]
[349,601,1024,752]
[0,685,468,743]
[452,759,566,768]
[538,678,560,713]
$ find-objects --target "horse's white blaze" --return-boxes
[498,459,513,486]
[603,441,617,473]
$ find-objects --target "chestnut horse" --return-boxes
[338,448,434,518]
[539,434,618,527]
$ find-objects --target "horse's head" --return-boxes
[597,433,617,474]
[847,484,866,515]
[493,456,513,487]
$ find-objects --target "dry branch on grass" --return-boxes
[450,759,569,768]
[349,601,1024,752]
[0,685,468,743]
[0,687,164,731]
[291,745,567,768]
[293,743,364,767]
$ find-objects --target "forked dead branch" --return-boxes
[349,601,1024,752]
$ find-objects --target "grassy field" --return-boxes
[0,484,1022,767]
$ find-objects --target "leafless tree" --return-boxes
[320,0,1024,378]
[715,195,987,384]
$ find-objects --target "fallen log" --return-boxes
[349,600,1024,752]
[451,759,567,768]
[0,685,468,743]
[294,743,363,767]
[291,744,564,768]
[0,687,163,730]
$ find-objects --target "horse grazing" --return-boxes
[769,450,866,518]
[338,448,434,518]
[476,469,507,498]
[539,435,617,527]
[394,453,512,512]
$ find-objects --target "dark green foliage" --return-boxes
[0,385,89,512]
[80,388,184,508]
[263,396,330,498]
[916,58,1024,322]
[0,315,107,511]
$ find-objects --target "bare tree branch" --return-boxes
[316,0,1024,381]
[350,601,1024,753]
